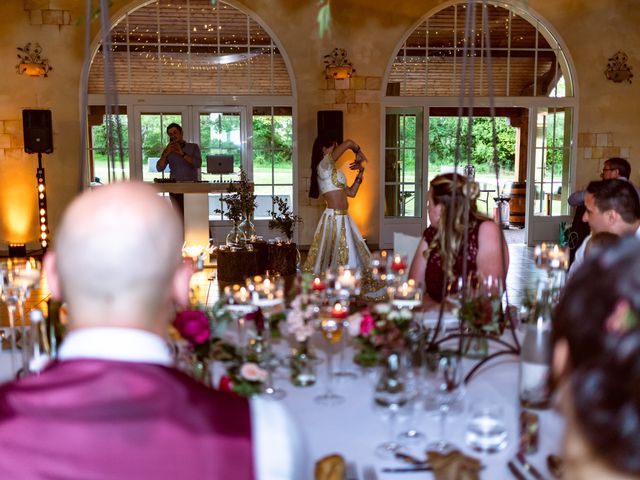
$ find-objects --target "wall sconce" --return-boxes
[605,51,633,83]
[16,43,53,77]
[324,48,355,79]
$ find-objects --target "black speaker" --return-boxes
[317,110,343,144]
[23,109,53,154]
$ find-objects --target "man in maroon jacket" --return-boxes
[0,182,307,479]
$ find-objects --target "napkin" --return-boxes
[427,449,481,480]
[315,453,346,480]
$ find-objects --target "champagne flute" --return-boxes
[248,275,286,400]
[0,258,41,377]
[314,306,345,406]
[427,350,464,453]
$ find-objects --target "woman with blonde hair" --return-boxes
[408,173,509,306]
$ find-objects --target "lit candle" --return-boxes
[312,277,325,292]
[337,269,356,290]
[331,301,348,319]
[391,254,407,272]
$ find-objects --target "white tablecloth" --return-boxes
[0,327,564,480]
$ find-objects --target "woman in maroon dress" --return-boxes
[408,173,509,307]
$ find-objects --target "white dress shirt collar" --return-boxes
[58,327,173,366]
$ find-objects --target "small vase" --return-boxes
[239,213,257,241]
[226,221,247,247]
[246,335,266,365]
[463,334,489,359]
[191,357,212,387]
[290,341,316,387]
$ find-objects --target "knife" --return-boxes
[508,460,529,480]
[381,466,434,473]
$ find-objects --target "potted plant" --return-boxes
[266,196,303,276]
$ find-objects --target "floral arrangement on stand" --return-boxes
[173,300,269,395]
[347,303,413,367]
[214,167,257,245]
[267,195,302,241]
[456,289,505,358]
[219,362,269,397]
[286,293,318,386]
[172,299,234,385]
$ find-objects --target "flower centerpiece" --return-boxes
[348,303,413,367]
[286,293,317,386]
[172,299,234,385]
[457,287,505,358]
[219,362,269,397]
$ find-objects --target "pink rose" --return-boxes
[174,310,210,345]
[240,362,268,382]
[359,311,375,336]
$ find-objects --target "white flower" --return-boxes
[389,308,413,321]
[346,313,363,337]
[240,362,268,382]
[295,324,314,343]
[374,303,392,315]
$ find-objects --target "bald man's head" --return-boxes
[47,182,187,331]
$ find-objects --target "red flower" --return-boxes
[219,375,233,393]
[174,310,210,345]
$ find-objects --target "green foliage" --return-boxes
[252,116,293,167]
[267,196,302,240]
[213,167,256,223]
[427,117,516,173]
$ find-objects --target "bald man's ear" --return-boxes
[43,252,63,301]
[172,262,193,309]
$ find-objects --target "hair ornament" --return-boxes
[462,180,480,201]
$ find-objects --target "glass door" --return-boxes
[526,106,573,245]
[131,106,189,181]
[380,107,424,248]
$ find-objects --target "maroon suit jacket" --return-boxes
[0,359,255,479]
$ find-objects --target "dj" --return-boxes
[156,123,202,216]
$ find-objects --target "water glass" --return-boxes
[465,403,508,453]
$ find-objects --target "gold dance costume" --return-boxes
[304,155,384,300]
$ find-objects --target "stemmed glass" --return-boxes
[248,274,286,400]
[373,351,412,458]
[0,258,42,377]
[223,284,256,361]
[427,350,464,453]
[314,304,346,406]
[333,267,360,380]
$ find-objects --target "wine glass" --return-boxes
[248,274,286,400]
[223,284,256,360]
[0,258,42,377]
[427,350,464,453]
[333,267,360,380]
[373,351,412,458]
[314,306,345,406]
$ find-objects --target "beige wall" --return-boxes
[1,0,639,250]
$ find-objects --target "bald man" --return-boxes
[0,182,308,479]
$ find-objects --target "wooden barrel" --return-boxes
[509,181,526,227]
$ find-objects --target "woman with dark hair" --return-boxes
[303,136,371,273]
[408,173,508,306]
[553,236,640,478]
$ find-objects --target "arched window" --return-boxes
[86,0,295,228]
[381,1,576,247]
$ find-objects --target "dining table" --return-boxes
[0,316,564,480]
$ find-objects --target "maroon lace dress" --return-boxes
[422,220,484,302]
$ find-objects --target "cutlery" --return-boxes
[394,451,427,466]
[508,459,529,480]
[381,466,434,473]
[346,461,359,480]
[516,453,547,480]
